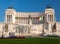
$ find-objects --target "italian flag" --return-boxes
[39,16,44,21]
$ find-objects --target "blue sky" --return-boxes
[0,0,60,22]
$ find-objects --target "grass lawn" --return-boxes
[0,38,60,44]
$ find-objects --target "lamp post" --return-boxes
[39,16,45,36]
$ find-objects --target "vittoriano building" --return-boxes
[0,6,60,38]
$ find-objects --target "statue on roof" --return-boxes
[46,4,52,8]
[8,6,13,9]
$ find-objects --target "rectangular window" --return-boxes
[51,15,53,22]
[48,15,50,22]
[7,15,12,22]
[15,17,28,24]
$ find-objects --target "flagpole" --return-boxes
[28,15,31,33]
[42,16,44,36]
[39,16,45,36]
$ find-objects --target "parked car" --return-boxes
[25,36,33,38]
[9,36,17,38]
[16,36,25,38]
[43,34,58,37]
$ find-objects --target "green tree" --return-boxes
[52,23,57,34]
[5,23,8,32]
